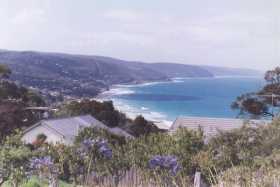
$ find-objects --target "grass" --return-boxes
[2,177,74,187]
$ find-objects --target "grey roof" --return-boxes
[42,115,108,138]
[170,116,271,139]
[109,127,134,139]
[25,115,133,142]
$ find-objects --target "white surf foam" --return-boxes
[96,82,174,129]
[109,98,172,129]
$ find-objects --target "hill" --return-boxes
[202,65,263,77]
[0,50,260,97]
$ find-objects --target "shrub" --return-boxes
[128,115,162,137]
[195,121,280,184]
[125,128,204,176]
[0,132,32,187]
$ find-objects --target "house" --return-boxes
[169,116,271,140]
[22,115,133,145]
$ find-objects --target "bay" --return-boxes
[101,77,264,127]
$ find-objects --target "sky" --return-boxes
[0,0,279,70]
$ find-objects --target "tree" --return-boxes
[128,115,162,137]
[0,81,45,140]
[0,101,40,140]
[56,99,126,127]
[231,93,271,118]
[265,67,280,85]
[0,64,11,80]
[232,67,280,118]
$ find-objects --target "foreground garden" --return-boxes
[1,118,280,187]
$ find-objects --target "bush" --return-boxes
[55,99,162,137]
[213,166,280,187]
[2,117,280,186]
[128,115,163,137]
[195,121,280,184]
[0,132,33,186]
[125,128,204,175]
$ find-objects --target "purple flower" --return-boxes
[96,139,112,159]
[82,139,95,152]
[30,156,53,170]
[76,147,87,158]
[98,145,112,159]
[29,156,59,176]
[80,138,112,159]
[149,155,162,169]
[96,139,108,148]
[148,155,181,176]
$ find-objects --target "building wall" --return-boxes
[22,125,66,145]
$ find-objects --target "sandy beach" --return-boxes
[95,84,173,130]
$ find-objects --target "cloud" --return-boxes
[11,8,47,25]
[103,10,146,22]
[0,0,278,69]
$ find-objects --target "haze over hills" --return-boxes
[0,50,261,97]
[201,65,264,77]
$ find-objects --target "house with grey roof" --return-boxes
[169,116,271,140]
[22,115,133,145]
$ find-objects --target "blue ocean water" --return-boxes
[107,77,264,124]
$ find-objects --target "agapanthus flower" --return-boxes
[82,139,95,152]
[148,155,181,176]
[29,156,53,170]
[29,156,59,176]
[96,139,112,159]
[98,144,112,159]
[80,138,112,159]
[76,146,88,159]
[149,155,162,169]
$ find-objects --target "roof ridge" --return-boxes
[43,114,92,122]
[74,116,91,126]
[43,122,66,138]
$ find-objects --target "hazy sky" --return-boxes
[0,0,279,70]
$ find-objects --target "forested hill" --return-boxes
[0,50,260,97]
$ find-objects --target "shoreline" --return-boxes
[95,79,175,130]
[94,75,262,130]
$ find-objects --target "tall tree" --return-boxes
[232,67,280,118]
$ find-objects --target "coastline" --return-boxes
[94,75,263,130]
[95,79,175,130]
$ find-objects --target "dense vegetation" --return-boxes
[1,119,280,186]
[0,65,45,140]
[55,99,163,137]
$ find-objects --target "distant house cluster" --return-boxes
[22,115,133,145]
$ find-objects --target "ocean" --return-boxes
[99,77,264,128]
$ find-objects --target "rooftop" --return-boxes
[169,116,271,139]
[24,115,133,143]
[41,115,107,138]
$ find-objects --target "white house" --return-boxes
[169,116,271,140]
[22,115,133,145]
